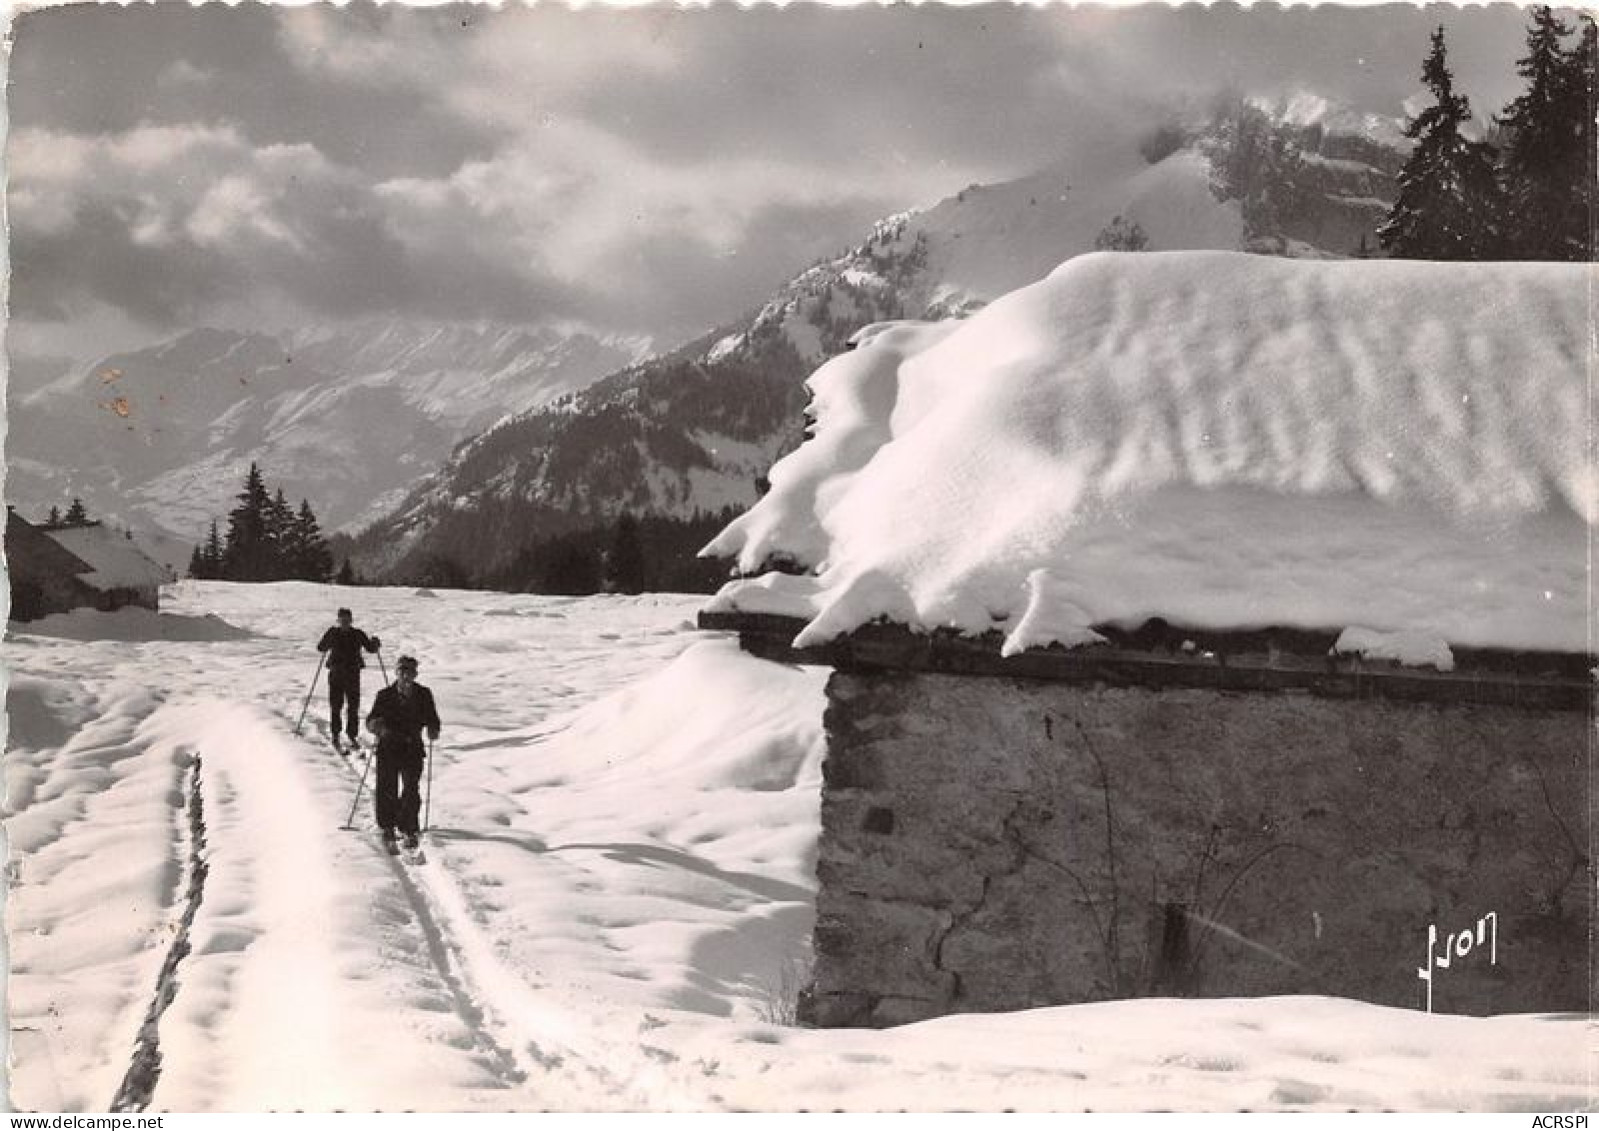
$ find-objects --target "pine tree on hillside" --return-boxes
[188,544,205,580]
[415,553,470,590]
[222,463,274,581]
[606,512,647,595]
[1499,8,1597,260]
[288,500,335,582]
[1379,27,1505,259]
[206,470,335,583]
[46,505,61,527]
[541,542,601,595]
[279,498,307,579]
[63,498,89,527]
[200,520,224,579]
[1203,98,1307,243]
[336,558,357,586]
[1094,215,1151,252]
[265,488,295,578]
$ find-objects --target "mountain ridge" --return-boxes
[6,319,651,543]
[350,103,1406,586]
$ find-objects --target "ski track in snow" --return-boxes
[6,583,723,1111]
[363,835,530,1095]
[317,734,642,1110]
[7,581,1595,1112]
[111,754,207,1113]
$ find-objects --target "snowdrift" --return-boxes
[8,579,1595,1110]
[705,251,1594,657]
[15,606,255,642]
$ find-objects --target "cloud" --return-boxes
[187,174,306,253]
[6,2,1538,361]
[157,59,215,90]
[372,114,941,336]
[9,4,503,180]
[8,124,582,330]
[8,106,923,347]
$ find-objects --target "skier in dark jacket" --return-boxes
[365,654,441,850]
[316,607,380,750]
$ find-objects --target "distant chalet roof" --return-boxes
[42,522,171,591]
[6,511,95,579]
[703,251,1594,663]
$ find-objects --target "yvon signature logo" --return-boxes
[1417,911,1497,1013]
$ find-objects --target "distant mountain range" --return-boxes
[9,97,1406,580]
[347,98,1406,584]
[7,320,649,543]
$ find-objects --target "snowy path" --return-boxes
[6,582,1594,1111]
[7,673,188,1110]
[7,584,717,1110]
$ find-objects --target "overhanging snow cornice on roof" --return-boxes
[698,610,1595,712]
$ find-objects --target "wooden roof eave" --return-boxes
[697,610,1596,713]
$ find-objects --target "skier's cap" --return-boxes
[337,607,353,620]
[397,654,419,672]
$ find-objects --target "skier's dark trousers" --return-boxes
[317,608,380,745]
[365,655,441,845]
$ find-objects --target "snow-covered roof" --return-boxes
[704,251,1594,657]
[6,511,94,578]
[44,524,172,591]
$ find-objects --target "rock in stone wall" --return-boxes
[802,670,1591,1028]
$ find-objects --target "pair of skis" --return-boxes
[292,654,427,862]
[327,723,430,864]
[330,733,370,759]
[382,831,427,865]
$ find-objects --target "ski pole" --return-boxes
[376,649,390,687]
[423,739,435,832]
[342,749,375,830]
[294,653,327,736]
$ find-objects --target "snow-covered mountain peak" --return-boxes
[352,110,1407,584]
[8,319,645,544]
[1254,90,1411,151]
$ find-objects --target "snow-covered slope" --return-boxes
[356,106,1404,583]
[5,581,1592,1111]
[712,147,1243,369]
[706,252,1593,658]
[6,320,648,542]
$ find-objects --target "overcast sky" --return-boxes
[8,2,1540,369]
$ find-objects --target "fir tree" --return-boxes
[202,520,224,579]
[1499,8,1597,260]
[207,473,334,583]
[1203,97,1307,243]
[1094,215,1151,252]
[63,498,89,526]
[279,499,307,578]
[265,489,295,579]
[1379,27,1505,259]
[188,545,205,580]
[336,558,357,586]
[46,505,61,528]
[416,553,470,590]
[289,500,334,582]
[541,542,601,595]
[222,463,274,581]
[606,512,647,595]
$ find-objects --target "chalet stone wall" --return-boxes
[89,584,160,614]
[802,670,1592,1028]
